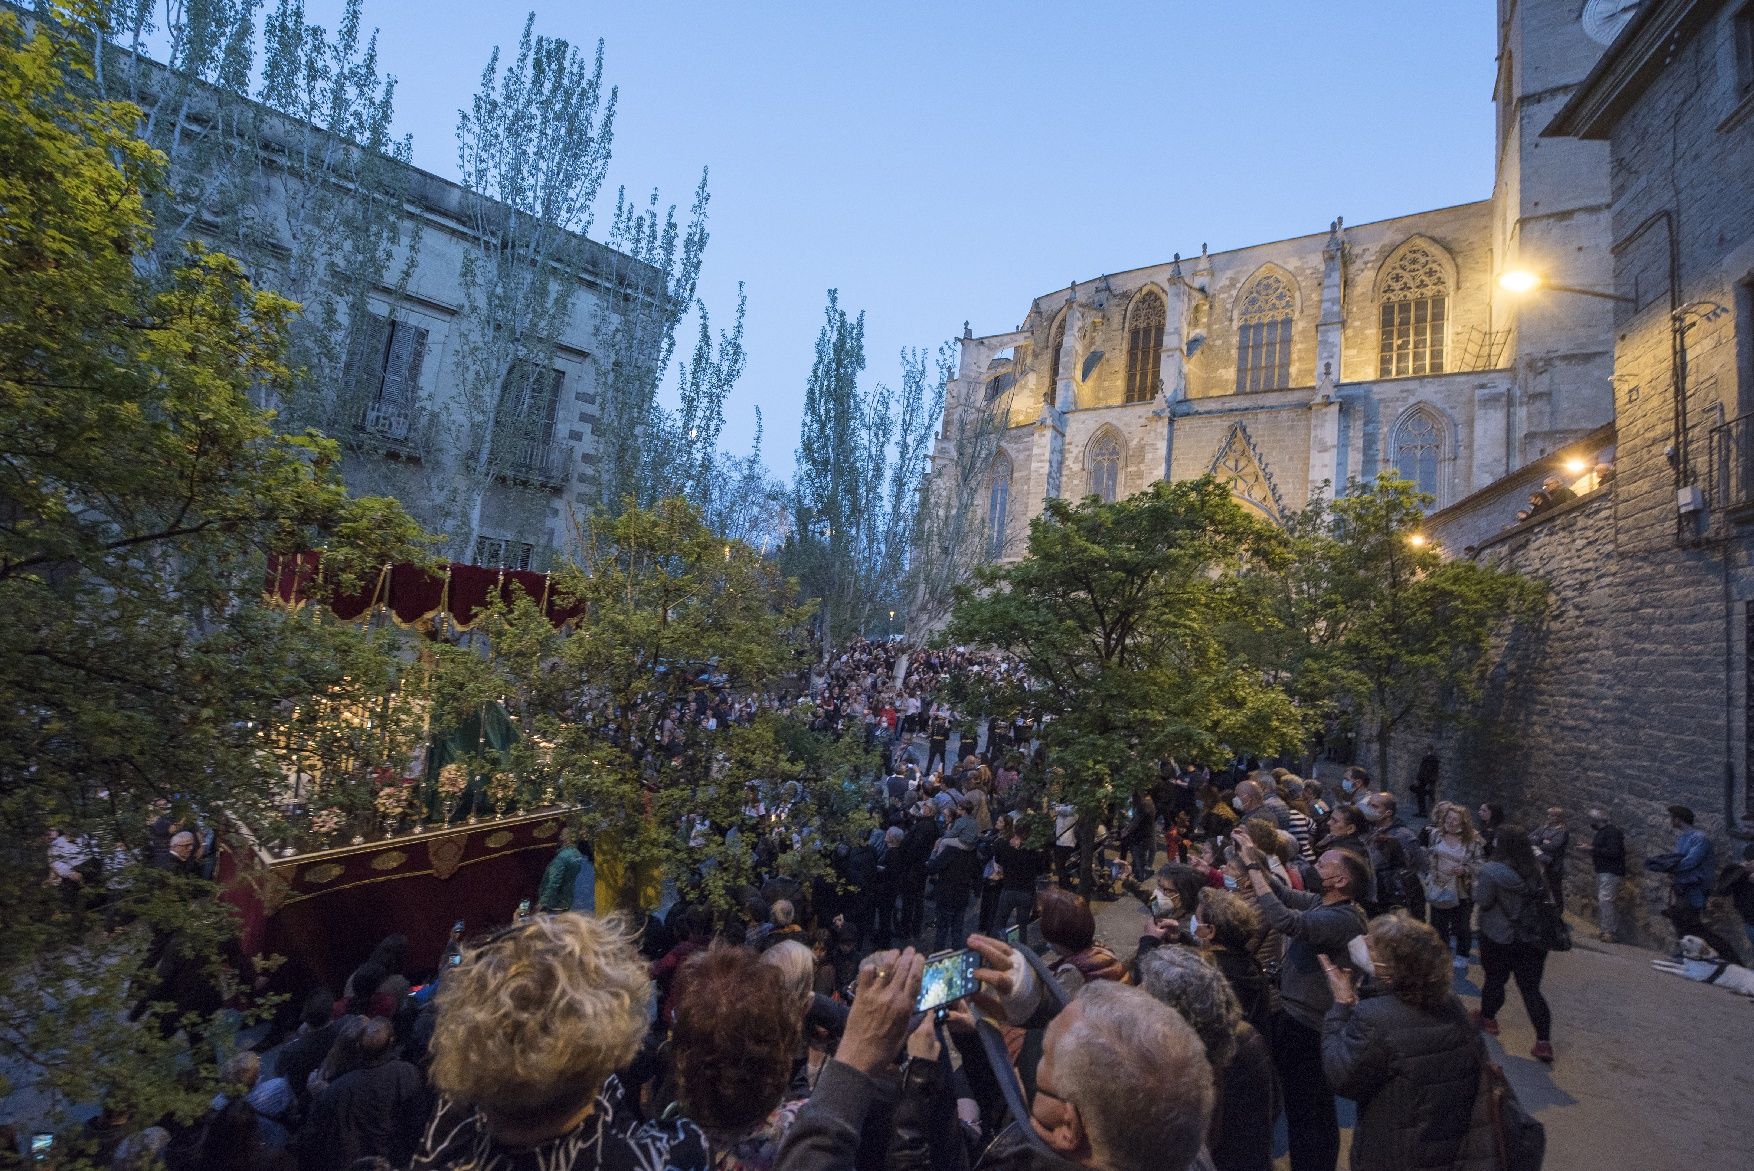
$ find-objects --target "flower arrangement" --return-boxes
[437,763,469,799]
[375,783,410,819]
[309,807,345,837]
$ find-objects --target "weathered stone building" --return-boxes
[1421,0,1754,946]
[932,0,1620,556]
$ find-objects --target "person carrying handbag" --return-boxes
[1471,826,1558,1064]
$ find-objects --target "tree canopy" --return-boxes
[945,478,1304,879]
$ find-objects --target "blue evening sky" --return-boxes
[283,1,1497,474]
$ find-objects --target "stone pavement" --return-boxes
[1090,894,1753,1171]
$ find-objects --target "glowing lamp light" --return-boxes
[1499,270,1541,294]
[1564,458,1589,475]
[1407,533,1429,548]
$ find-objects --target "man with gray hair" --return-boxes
[777,944,1216,1171]
[1136,946,1275,1171]
[1029,981,1213,1171]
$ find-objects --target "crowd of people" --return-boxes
[37,637,1754,1171]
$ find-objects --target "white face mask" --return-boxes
[1186,912,1201,938]
[1231,796,1245,812]
[1341,780,1356,794]
[1347,934,1375,978]
[1151,889,1177,917]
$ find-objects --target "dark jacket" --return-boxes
[1321,993,1480,1171]
[1210,1021,1275,1171]
[1252,881,1367,1030]
[1209,944,1272,1036]
[926,840,983,897]
[296,1057,425,1171]
[1589,824,1627,877]
[896,820,940,887]
[993,839,1045,893]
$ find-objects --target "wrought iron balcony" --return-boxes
[1709,412,1754,519]
[491,434,573,490]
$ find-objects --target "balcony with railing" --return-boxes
[490,432,573,490]
[1709,412,1754,521]
[353,400,424,461]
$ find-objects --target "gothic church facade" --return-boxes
[937,0,1626,557]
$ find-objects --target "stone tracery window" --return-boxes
[987,455,1012,560]
[1124,289,1166,404]
[1378,245,1449,377]
[1235,274,1295,393]
[1088,431,1122,503]
[1392,407,1444,500]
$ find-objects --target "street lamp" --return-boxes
[1406,533,1428,548]
[888,609,896,640]
[1498,270,1632,303]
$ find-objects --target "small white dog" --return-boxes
[1649,935,1754,997]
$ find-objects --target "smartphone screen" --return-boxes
[30,1134,52,1161]
[916,948,979,1012]
[447,951,462,966]
[1003,924,1023,947]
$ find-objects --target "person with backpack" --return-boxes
[1472,825,1556,1063]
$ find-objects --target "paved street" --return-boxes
[1092,895,1752,1170]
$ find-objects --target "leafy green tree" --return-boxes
[1272,475,1545,784]
[457,497,870,913]
[0,5,428,1137]
[945,478,1303,889]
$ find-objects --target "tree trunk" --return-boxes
[1374,729,1392,793]
[1076,818,1096,897]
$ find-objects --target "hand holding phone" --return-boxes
[916,948,980,1012]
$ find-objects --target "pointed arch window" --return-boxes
[1124,290,1166,404]
[1378,245,1449,377]
[1045,317,1066,405]
[1393,408,1444,500]
[1088,432,1122,503]
[1235,274,1295,393]
[987,456,1012,560]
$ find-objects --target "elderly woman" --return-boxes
[673,946,807,1171]
[1137,946,1276,1171]
[1318,914,1480,1171]
[1193,887,1272,1033]
[414,913,708,1171]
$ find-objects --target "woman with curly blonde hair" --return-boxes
[1422,802,1483,969]
[1318,914,1479,1171]
[413,913,707,1171]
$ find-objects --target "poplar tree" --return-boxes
[448,12,617,560]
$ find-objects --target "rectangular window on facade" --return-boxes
[351,312,428,439]
[1378,296,1447,377]
[473,536,535,571]
[493,362,565,475]
[1236,317,1292,393]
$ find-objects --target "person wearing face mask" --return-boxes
[1316,915,1480,1171]
[1194,886,1272,1033]
[1232,778,1294,834]
[1136,864,1210,957]
[1233,832,1368,1171]
[1338,766,1369,802]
